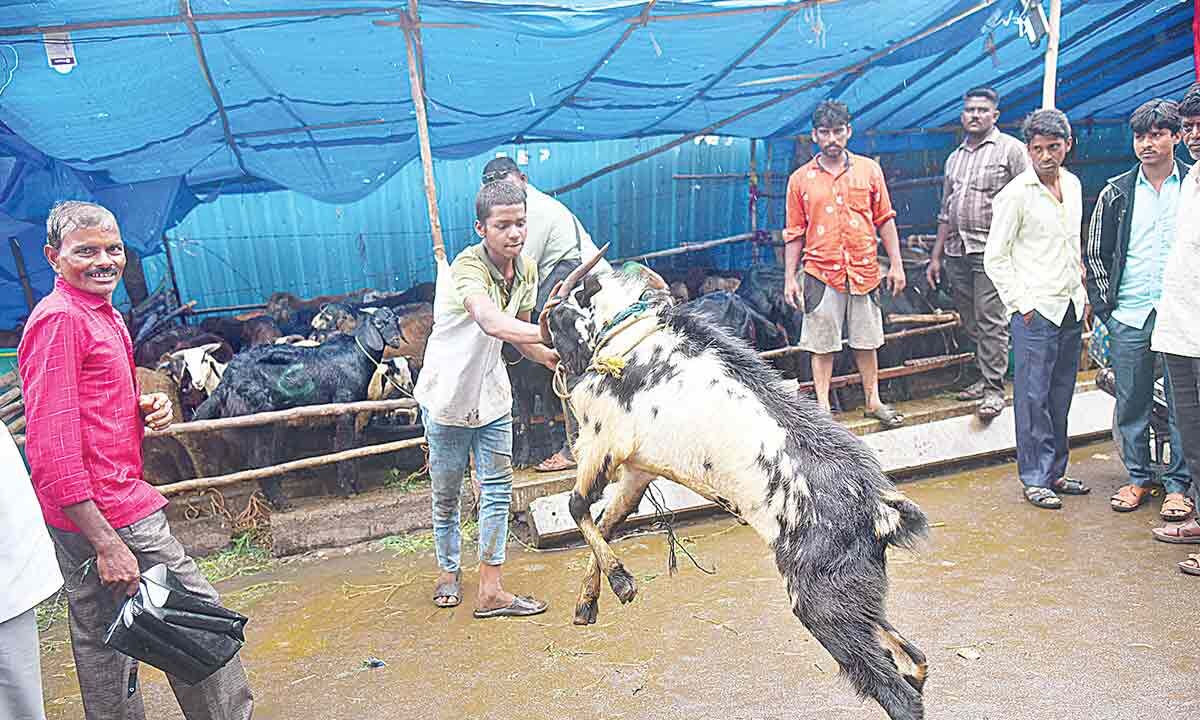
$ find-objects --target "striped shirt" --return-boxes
[18,278,165,532]
[938,128,1029,257]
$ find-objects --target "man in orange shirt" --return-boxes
[783,100,907,426]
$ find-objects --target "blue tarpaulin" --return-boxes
[0,0,1193,327]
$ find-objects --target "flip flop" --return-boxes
[473,595,548,619]
[864,404,904,429]
[1179,554,1200,576]
[535,452,577,473]
[1152,520,1200,544]
[433,571,461,608]
[1024,486,1062,509]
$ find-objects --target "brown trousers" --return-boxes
[50,511,253,720]
[946,252,1010,392]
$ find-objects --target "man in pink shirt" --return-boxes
[19,201,253,720]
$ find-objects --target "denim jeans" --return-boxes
[1164,355,1200,506]
[1010,308,1082,488]
[422,408,514,573]
[1105,313,1191,493]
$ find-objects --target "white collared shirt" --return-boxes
[984,167,1087,325]
[0,426,63,622]
[1152,163,1200,357]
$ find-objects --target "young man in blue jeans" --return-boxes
[1085,99,1193,520]
[985,109,1091,510]
[414,180,557,617]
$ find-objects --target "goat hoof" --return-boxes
[573,598,599,625]
[607,565,637,605]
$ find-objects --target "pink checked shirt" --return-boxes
[18,278,165,532]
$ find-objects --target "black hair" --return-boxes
[1177,82,1200,119]
[812,100,851,130]
[481,156,521,185]
[963,87,999,105]
[475,180,526,223]
[1130,99,1181,135]
[1021,108,1071,143]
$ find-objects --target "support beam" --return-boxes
[146,398,419,438]
[180,0,248,176]
[7,237,35,313]
[625,0,838,24]
[548,0,999,196]
[615,232,758,264]
[399,0,445,262]
[1042,0,1063,108]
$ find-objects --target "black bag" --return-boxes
[104,563,248,685]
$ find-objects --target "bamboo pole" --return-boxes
[0,399,24,421]
[885,312,958,325]
[188,302,269,316]
[401,0,446,263]
[616,232,758,264]
[146,398,419,438]
[156,436,426,497]
[8,237,35,313]
[795,352,974,392]
[1042,0,1062,109]
[0,369,17,389]
[759,320,960,360]
[0,386,21,408]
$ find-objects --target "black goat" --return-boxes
[193,307,406,509]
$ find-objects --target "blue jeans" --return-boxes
[1011,308,1083,488]
[422,409,514,573]
[1105,313,1191,493]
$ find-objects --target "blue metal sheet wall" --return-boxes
[167,136,756,309]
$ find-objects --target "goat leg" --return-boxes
[333,413,359,497]
[255,426,291,511]
[568,449,637,605]
[574,467,653,625]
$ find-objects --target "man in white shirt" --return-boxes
[985,109,1091,510]
[481,157,611,472]
[0,425,63,720]
[1150,83,1200,567]
[414,180,557,616]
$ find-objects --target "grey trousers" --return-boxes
[0,607,47,720]
[49,511,253,720]
[946,252,1010,392]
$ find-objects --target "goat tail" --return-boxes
[875,488,928,551]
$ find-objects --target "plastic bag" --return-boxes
[104,563,248,685]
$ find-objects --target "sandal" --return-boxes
[864,403,904,429]
[433,571,461,608]
[1179,553,1200,576]
[473,595,548,619]
[1152,519,1200,544]
[1160,493,1194,522]
[1024,486,1062,509]
[1110,484,1148,513]
[1051,477,1091,496]
[535,451,577,473]
[976,391,1006,420]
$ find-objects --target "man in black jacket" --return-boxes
[1085,99,1194,520]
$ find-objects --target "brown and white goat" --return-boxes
[540,258,930,720]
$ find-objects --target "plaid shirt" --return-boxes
[18,278,165,532]
[938,128,1029,257]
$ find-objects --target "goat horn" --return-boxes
[555,243,610,299]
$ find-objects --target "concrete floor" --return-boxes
[40,440,1200,720]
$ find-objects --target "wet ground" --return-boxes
[41,440,1199,719]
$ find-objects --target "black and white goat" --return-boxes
[540,256,930,720]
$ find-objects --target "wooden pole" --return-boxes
[1042,0,1062,109]
[8,237,36,313]
[759,320,960,360]
[146,398,420,438]
[156,436,426,497]
[188,302,268,316]
[401,0,445,263]
[616,232,758,264]
[795,353,974,392]
[122,245,151,306]
[161,234,183,306]
[749,139,759,263]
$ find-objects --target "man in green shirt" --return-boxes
[413,181,557,616]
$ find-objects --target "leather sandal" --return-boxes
[1051,477,1091,495]
[1159,493,1194,522]
[1179,553,1200,576]
[1152,519,1200,544]
[1110,484,1148,513]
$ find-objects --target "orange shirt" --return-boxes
[783,152,897,295]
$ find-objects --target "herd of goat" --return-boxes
[132,252,949,508]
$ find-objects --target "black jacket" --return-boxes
[1084,159,1191,322]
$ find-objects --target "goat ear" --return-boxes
[578,274,603,308]
[362,322,385,353]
